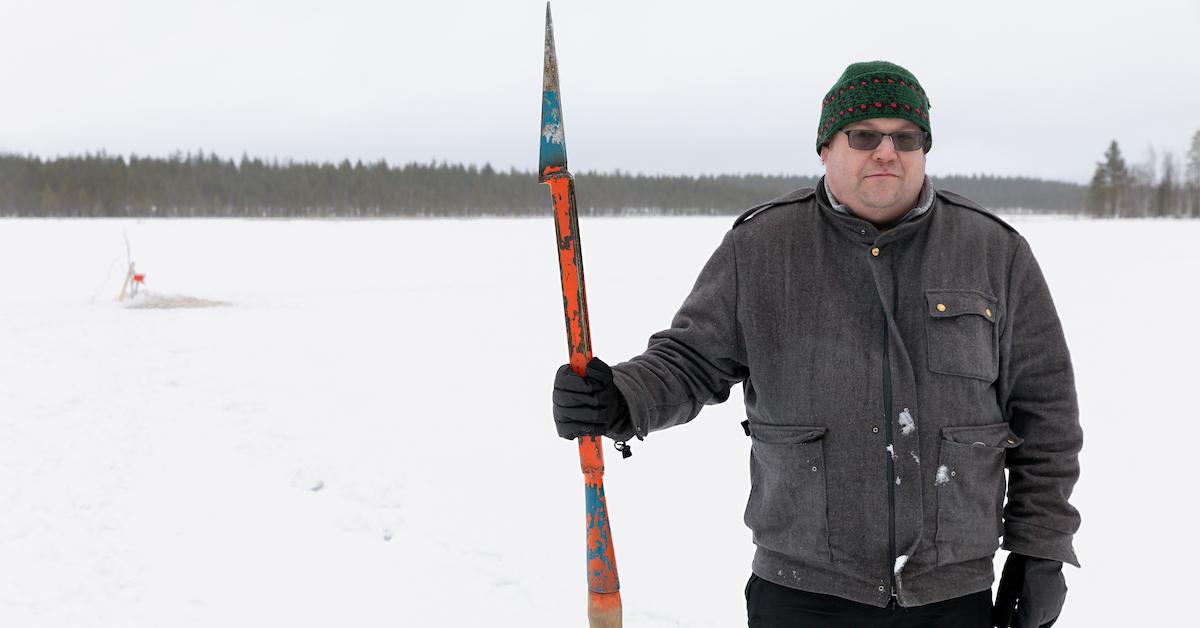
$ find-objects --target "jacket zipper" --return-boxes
[883,321,898,602]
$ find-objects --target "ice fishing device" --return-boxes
[539,4,623,626]
[117,230,146,301]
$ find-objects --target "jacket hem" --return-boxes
[753,547,995,608]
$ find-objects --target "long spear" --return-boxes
[539,4,623,627]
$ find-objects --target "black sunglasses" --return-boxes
[841,129,929,152]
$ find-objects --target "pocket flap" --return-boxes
[749,423,827,445]
[925,289,998,322]
[941,423,1022,448]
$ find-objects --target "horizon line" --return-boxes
[0,149,1090,186]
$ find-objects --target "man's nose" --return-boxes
[872,135,899,161]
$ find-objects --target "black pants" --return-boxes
[746,574,992,628]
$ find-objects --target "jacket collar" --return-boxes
[821,175,935,226]
[816,176,936,245]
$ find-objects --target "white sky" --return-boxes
[1,0,1197,183]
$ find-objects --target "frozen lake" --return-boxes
[1,215,1197,626]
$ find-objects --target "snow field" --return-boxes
[0,216,1197,626]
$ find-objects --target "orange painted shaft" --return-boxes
[547,170,593,375]
[544,168,623,625]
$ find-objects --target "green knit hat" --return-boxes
[815,61,931,155]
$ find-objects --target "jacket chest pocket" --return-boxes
[743,424,831,563]
[934,423,1022,565]
[924,289,999,381]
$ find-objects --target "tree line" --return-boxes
[1085,130,1200,217]
[0,142,1193,218]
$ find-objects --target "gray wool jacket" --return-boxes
[609,182,1082,608]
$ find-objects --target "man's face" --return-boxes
[819,117,927,227]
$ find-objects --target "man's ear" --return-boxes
[819,145,829,166]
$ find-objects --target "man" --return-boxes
[552,61,1081,628]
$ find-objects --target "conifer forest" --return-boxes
[3,130,1198,218]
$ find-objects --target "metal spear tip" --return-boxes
[543,3,559,99]
[539,2,568,182]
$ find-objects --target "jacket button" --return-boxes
[878,585,886,592]
[936,303,946,312]
[872,426,879,433]
[870,247,881,257]
[985,308,994,318]
[1007,438,1016,445]
[811,466,818,472]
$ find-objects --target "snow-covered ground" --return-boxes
[1,216,1196,627]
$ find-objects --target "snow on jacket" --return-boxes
[610,181,1082,608]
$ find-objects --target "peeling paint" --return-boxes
[910,451,920,464]
[898,408,915,436]
[894,554,909,575]
[542,6,622,617]
[885,444,897,461]
[539,91,568,177]
[541,121,564,145]
[583,468,619,592]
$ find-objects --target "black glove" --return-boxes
[992,553,1067,628]
[552,357,629,440]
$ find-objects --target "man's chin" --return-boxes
[859,180,899,195]
[859,194,902,212]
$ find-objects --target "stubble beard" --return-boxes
[857,176,906,215]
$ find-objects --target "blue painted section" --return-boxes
[584,481,618,591]
[540,90,568,175]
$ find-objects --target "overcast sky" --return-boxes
[1,0,1197,183]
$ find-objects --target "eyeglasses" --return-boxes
[840,129,929,152]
